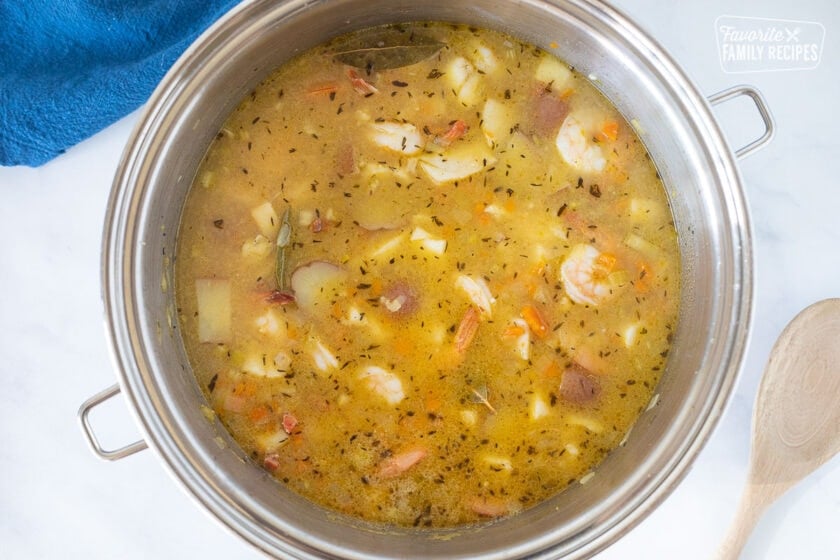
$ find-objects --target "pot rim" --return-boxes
[101,0,753,558]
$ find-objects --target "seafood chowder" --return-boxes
[175,23,680,528]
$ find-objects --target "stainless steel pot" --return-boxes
[79,0,774,558]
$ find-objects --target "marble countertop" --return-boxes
[1,1,837,558]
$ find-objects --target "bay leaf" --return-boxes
[331,27,444,71]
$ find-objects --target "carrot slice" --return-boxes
[522,305,549,339]
[598,120,619,142]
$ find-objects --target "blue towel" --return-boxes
[0,1,240,167]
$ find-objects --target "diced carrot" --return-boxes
[454,306,481,353]
[634,262,653,293]
[425,392,442,412]
[543,360,562,378]
[370,278,383,297]
[248,404,271,424]
[331,301,343,320]
[502,324,526,338]
[522,305,549,339]
[503,198,516,213]
[597,120,619,142]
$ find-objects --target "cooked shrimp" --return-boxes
[358,365,405,405]
[377,447,427,478]
[560,243,620,306]
[555,114,606,173]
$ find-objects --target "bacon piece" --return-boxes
[282,412,299,434]
[263,453,281,471]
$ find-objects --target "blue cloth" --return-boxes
[0,1,240,167]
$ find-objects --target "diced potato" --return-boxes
[471,43,498,74]
[567,413,603,433]
[251,202,279,238]
[460,409,478,426]
[369,122,424,155]
[629,198,664,221]
[200,404,216,423]
[290,261,346,314]
[481,99,514,146]
[298,209,314,227]
[256,430,289,453]
[482,455,513,472]
[371,234,405,257]
[273,351,291,372]
[195,279,231,343]
[242,354,270,377]
[457,74,483,106]
[446,57,474,91]
[623,233,664,261]
[419,144,496,185]
[255,309,285,337]
[535,56,572,89]
[530,394,550,420]
[410,227,447,255]
[241,234,272,259]
[564,443,580,456]
[623,322,642,347]
[200,171,214,189]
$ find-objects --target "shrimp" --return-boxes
[560,243,621,306]
[377,447,427,478]
[358,365,405,405]
[555,114,606,173]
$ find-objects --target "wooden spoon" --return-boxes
[718,298,840,559]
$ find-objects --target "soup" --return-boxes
[175,22,679,527]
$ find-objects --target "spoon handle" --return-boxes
[717,482,775,560]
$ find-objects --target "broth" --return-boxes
[175,22,680,527]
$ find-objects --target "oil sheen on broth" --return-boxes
[176,23,680,527]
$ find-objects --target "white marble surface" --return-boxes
[1,1,838,558]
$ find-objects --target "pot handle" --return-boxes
[78,384,148,461]
[708,85,775,160]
